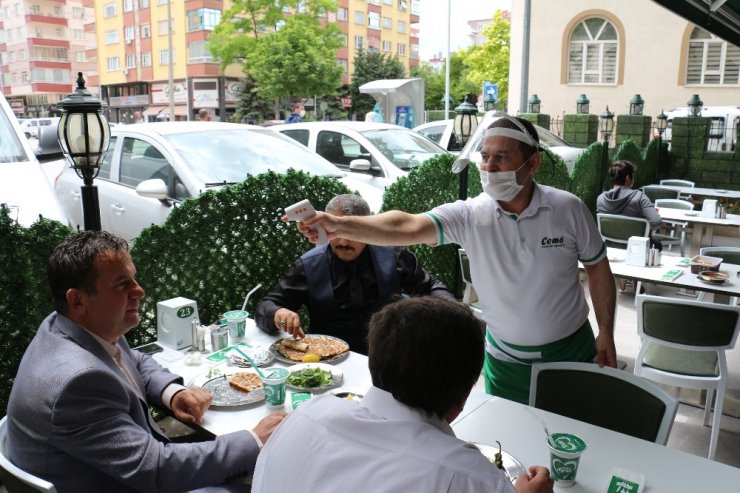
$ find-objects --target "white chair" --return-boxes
[697,247,740,305]
[530,362,677,445]
[654,198,695,257]
[660,179,695,200]
[458,248,482,319]
[634,295,740,460]
[0,416,57,492]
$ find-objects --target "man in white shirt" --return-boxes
[252,296,553,493]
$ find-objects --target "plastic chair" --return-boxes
[654,199,695,257]
[0,416,57,492]
[642,185,680,203]
[529,362,678,445]
[660,179,695,200]
[697,247,740,305]
[458,248,482,319]
[597,213,651,294]
[634,295,740,459]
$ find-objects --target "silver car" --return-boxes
[53,122,383,241]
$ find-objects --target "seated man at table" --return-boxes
[252,296,553,493]
[254,194,454,354]
[6,231,286,492]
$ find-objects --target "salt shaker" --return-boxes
[191,319,206,353]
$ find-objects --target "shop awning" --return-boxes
[652,0,740,46]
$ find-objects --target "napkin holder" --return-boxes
[701,199,718,218]
[157,297,199,350]
[625,237,649,267]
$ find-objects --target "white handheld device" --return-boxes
[284,199,328,245]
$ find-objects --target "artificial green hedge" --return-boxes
[0,212,72,413]
[127,170,352,347]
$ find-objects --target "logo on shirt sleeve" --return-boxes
[541,236,565,248]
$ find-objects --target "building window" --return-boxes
[123,0,133,13]
[107,56,121,71]
[382,40,391,52]
[369,0,380,4]
[382,16,392,29]
[686,27,740,85]
[105,30,119,45]
[397,43,406,56]
[157,0,169,4]
[354,10,364,25]
[338,59,348,73]
[72,6,83,18]
[567,17,618,84]
[296,1,307,13]
[188,41,213,63]
[159,48,175,65]
[125,53,136,68]
[140,0,149,7]
[73,29,85,40]
[383,0,392,4]
[31,5,41,14]
[187,8,221,32]
[158,19,174,35]
[141,23,151,38]
[337,7,347,21]
[141,51,152,67]
[125,25,135,42]
[76,50,86,62]
[340,33,348,47]
[369,12,380,29]
[355,35,364,50]
[397,20,406,34]
[398,0,407,11]
[103,2,116,17]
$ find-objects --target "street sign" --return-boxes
[483,82,498,103]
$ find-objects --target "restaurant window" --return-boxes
[567,17,618,84]
[686,27,740,85]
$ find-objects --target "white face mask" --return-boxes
[480,156,531,202]
[299,110,306,117]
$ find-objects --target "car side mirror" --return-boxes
[136,178,171,205]
[34,125,64,163]
[349,158,371,172]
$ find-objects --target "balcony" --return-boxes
[25,14,68,26]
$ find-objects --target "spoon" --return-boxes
[241,283,263,312]
[525,407,556,447]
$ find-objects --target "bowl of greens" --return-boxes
[286,363,343,392]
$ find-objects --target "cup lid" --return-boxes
[223,310,249,318]
[549,433,587,453]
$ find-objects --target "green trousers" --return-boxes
[483,321,597,404]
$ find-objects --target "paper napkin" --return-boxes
[661,269,684,282]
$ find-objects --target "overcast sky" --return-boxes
[416,0,512,60]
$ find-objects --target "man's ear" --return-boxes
[529,151,542,175]
[65,288,87,317]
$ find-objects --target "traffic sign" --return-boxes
[483,82,498,103]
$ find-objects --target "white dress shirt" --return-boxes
[252,386,515,493]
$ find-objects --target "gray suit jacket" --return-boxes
[7,312,259,492]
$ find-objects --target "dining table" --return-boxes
[452,396,740,492]
[658,208,740,256]
[657,185,740,201]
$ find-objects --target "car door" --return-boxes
[100,134,181,241]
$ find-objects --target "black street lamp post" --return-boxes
[655,110,668,183]
[57,72,111,231]
[598,106,615,192]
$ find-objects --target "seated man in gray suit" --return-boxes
[255,194,454,354]
[7,231,286,492]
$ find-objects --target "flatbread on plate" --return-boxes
[276,335,349,362]
[228,372,263,393]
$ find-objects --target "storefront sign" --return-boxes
[152,82,187,104]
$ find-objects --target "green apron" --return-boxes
[484,321,597,404]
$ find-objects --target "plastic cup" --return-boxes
[547,432,587,487]
[223,310,248,344]
[259,367,290,408]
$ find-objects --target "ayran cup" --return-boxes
[222,310,248,344]
[259,367,290,408]
[547,432,587,487]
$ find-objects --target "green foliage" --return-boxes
[246,15,343,100]
[462,10,510,109]
[128,171,351,347]
[349,50,406,118]
[381,154,480,290]
[613,138,655,190]
[570,141,605,214]
[0,212,72,413]
[537,148,573,193]
[232,75,276,123]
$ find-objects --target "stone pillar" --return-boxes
[616,114,651,147]
[520,113,551,131]
[563,113,598,147]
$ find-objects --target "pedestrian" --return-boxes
[284,102,305,124]
[198,108,212,121]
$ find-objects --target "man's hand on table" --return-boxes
[253,412,288,444]
[515,466,554,493]
[274,308,305,339]
[171,387,213,424]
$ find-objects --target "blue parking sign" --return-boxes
[483,82,498,103]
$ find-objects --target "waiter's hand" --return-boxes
[595,332,618,368]
[274,308,305,339]
[171,387,213,424]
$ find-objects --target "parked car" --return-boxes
[270,121,450,192]
[52,122,384,241]
[420,115,587,172]
[19,117,60,139]
[662,106,740,152]
[413,119,466,152]
[0,94,67,226]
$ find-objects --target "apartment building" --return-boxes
[0,0,96,118]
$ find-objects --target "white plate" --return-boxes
[286,363,343,392]
[684,211,700,216]
[471,442,527,483]
[698,272,730,285]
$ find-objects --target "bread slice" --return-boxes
[228,372,262,393]
[282,339,309,352]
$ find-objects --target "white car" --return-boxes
[0,95,67,226]
[419,114,587,172]
[52,122,383,241]
[19,117,60,139]
[271,121,449,192]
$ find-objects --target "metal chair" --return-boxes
[458,248,482,319]
[0,416,57,492]
[634,295,740,459]
[642,185,680,203]
[697,247,740,305]
[529,362,678,445]
[654,199,695,257]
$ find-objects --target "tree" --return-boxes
[462,10,510,110]
[349,50,406,119]
[232,74,275,123]
[411,52,478,112]
[245,15,343,102]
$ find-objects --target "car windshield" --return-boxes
[0,112,29,163]
[361,128,446,170]
[162,128,344,183]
